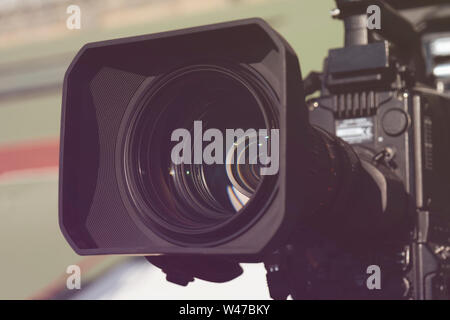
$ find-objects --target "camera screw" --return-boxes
[330,8,341,19]
[373,147,397,169]
[398,246,410,270]
[307,99,319,111]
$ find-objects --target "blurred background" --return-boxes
[0,0,343,299]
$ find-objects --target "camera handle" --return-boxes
[145,256,243,286]
[334,0,419,49]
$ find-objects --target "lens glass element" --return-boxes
[123,64,278,244]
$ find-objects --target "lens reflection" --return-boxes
[164,80,266,221]
[126,64,278,241]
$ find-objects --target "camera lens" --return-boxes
[120,64,279,245]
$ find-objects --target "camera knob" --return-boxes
[382,109,409,136]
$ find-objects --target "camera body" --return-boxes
[304,0,450,300]
[308,47,450,300]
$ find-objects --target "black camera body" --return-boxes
[60,0,450,299]
[304,0,450,300]
[309,46,450,300]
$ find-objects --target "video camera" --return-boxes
[59,0,450,299]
